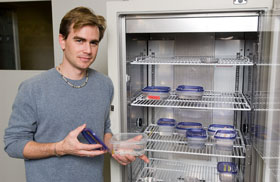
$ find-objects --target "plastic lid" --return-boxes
[217,162,238,174]
[176,85,204,92]
[208,124,234,132]
[142,86,170,93]
[214,130,237,139]
[110,133,148,144]
[157,118,176,126]
[176,122,202,130]
[186,128,207,138]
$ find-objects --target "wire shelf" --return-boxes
[144,124,246,159]
[245,92,280,111]
[136,158,219,182]
[131,91,251,111]
[131,56,253,66]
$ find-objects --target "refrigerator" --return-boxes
[107,0,280,181]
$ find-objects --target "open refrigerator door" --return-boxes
[107,0,279,181]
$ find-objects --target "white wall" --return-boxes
[0,70,44,182]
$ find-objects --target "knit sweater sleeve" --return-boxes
[4,81,38,159]
[104,78,114,135]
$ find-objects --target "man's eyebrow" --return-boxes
[73,36,99,43]
[73,36,86,41]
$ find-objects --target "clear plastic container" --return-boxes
[187,128,207,149]
[214,130,237,151]
[176,85,204,100]
[142,86,170,100]
[200,56,219,63]
[217,162,238,182]
[208,124,234,139]
[176,122,202,137]
[157,118,176,136]
[184,176,201,182]
[110,133,148,156]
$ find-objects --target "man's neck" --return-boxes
[58,62,86,80]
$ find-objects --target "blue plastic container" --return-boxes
[142,86,171,100]
[157,118,176,136]
[187,128,207,149]
[176,85,204,99]
[176,122,202,137]
[217,162,238,181]
[208,124,234,138]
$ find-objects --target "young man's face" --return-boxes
[59,24,100,71]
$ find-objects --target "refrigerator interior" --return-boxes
[117,11,279,182]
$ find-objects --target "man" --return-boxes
[4,7,149,182]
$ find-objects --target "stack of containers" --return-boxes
[186,128,207,149]
[176,85,204,100]
[208,124,235,139]
[157,118,176,136]
[176,122,202,137]
[217,162,238,182]
[142,86,171,100]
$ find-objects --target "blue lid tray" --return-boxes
[217,162,238,174]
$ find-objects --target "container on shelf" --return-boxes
[186,128,207,149]
[110,133,148,156]
[157,118,176,136]
[217,162,238,182]
[142,86,171,100]
[176,122,202,137]
[214,130,237,151]
[176,85,204,99]
[208,124,234,139]
[184,176,201,182]
[200,56,219,63]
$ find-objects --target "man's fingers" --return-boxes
[139,155,150,163]
[112,154,135,164]
[81,149,106,157]
[79,143,103,150]
[71,124,86,137]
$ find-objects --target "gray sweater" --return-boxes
[4,68,113,182]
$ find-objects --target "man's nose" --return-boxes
[83,43,92,54]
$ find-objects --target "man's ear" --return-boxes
[58,34,66,51]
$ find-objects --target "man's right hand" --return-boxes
[55,124,107,157]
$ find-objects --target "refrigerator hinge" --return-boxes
[245,145,252,165]
[244,145,252,182]
[233,0,247,5]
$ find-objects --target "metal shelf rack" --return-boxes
[144,124,246,159]
[136,158,219,182]
[131,56,253,66]
[131,91,251,111]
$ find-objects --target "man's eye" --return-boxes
[76,39,83,43]
[91,42,98,45]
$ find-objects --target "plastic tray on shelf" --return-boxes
[176,122,202,137]
[217,162,238,182]
[141,86,171,100]
[176,85,204,100]
[208,124,235,138]
[157,118,176,136]
[187,128,207,149]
